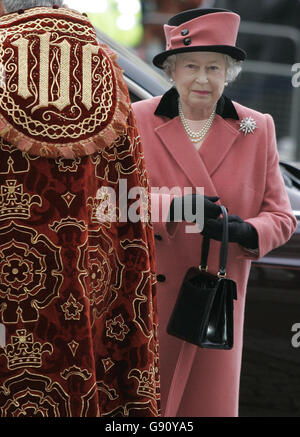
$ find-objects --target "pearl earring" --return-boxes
[225,82,229,86]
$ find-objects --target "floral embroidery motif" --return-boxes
[0,223,63,324]
[106,314,130,342]
[61,294,84,321]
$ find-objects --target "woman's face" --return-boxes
[171,51,227,119]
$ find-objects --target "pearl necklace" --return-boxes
[178,100,216,143]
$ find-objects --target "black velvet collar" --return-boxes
[154,87,239,120]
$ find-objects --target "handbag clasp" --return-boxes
[217,271,227,279]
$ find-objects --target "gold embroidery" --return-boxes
[0,370,72,417]
[11,37,32,99]
[80,383,99,418]
[0,26,114,140]
[128,366,157,401]
[61,294,84,321]
[0,180,42,221]
[68,340,79,357]
[78,228,122,326]
[49,217,87,233]
[106,314,129,342]
[61,192,76,208]
[0,222,63,324]
[0,7,130,159]
[120,239,154,338]
[86,196,102,224]
[0,330,53,370]
[90,133,141,184]
[82,43,101,110]
[55,157,81,173]
[61,366,92,381]
[0,139,39,175]
[102,357,115,373]
[97,381,118,401]
[29,33,71,112]
[100,401,158,418]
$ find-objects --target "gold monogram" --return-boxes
[12,33,100,112]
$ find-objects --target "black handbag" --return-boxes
[167,205,238,349]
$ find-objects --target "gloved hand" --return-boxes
[202,214,259,249]
[169,194,221,223]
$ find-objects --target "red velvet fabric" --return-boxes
[0,7,160,418]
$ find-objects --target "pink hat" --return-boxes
[153,8,246,68]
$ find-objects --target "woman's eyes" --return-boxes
[209,65,219,71]
[185,64,220,71]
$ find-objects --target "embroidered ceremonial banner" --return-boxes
[0,7,160,417]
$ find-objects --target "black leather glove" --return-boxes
[169,194,221,223]
[202,214,259,249]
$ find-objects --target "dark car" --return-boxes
[96,29,300,417]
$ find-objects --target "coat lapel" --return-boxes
[199,114,240,176]
[155,114,240,196]
[155,116,217,196]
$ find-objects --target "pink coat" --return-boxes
[133,94,297,417]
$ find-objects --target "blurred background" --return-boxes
[67,0,300,417]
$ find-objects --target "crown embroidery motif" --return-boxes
[128,365,157,400]
[1,330,53,370]
[0,180,41,221]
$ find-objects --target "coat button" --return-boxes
[183,37,191,46]
[181,29,189,36]
[157,274,166,283]
[155,234,163,241]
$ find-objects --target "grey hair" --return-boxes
[162,53,243,84]
[3,0,64,13]
[224,55,243,83]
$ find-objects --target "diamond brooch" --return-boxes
[239,117,257,136]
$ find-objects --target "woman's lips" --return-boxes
[192,90,211,95]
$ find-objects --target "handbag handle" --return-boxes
[200,205,228,277]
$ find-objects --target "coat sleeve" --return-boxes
[241,114,297,260]
[150,192,180,241]
[132,100,180,241]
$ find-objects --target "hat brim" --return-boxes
[153,45,246,69]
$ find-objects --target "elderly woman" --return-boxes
[133,8,297,417]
